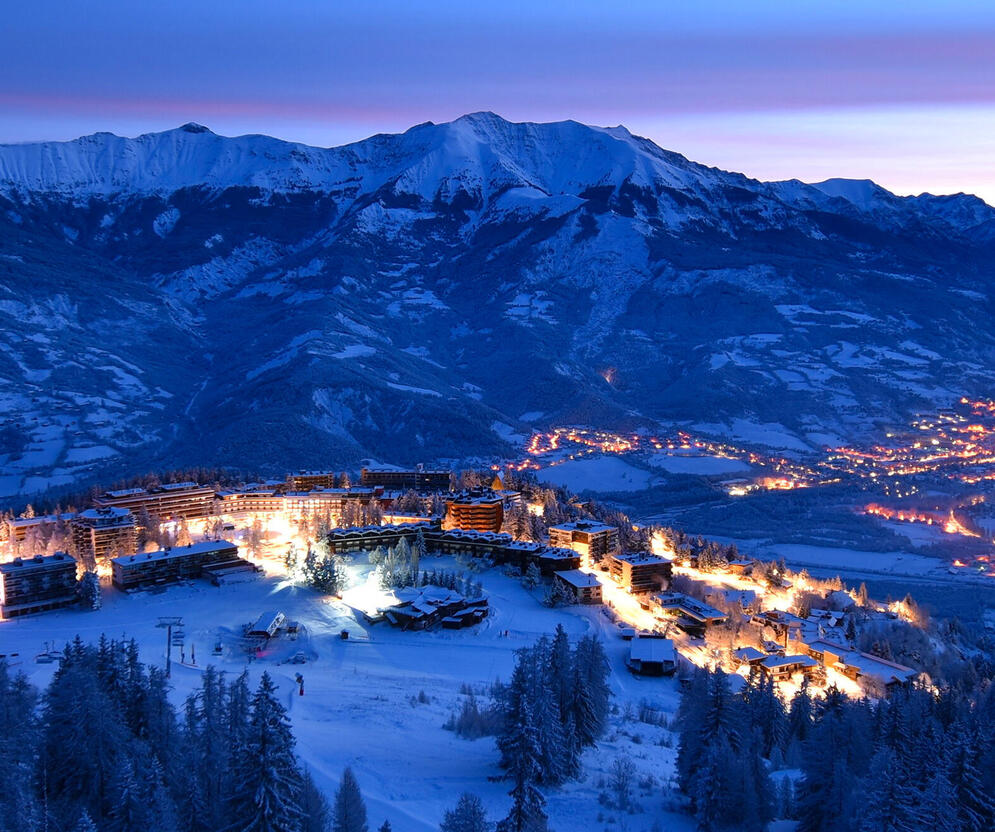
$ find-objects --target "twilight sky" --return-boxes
[3,1,995,202]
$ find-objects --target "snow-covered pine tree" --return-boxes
[857,746,920,832]
[41,650,131,823]
[78,570,101,610]
[332,767,368,832]
[413,526,427,572]
[915,769,960,832]
[548,625,573,722]
[948,724,995,832]
[333,555,351,593]
[496,700,548,832]
[229,672,304,832]
[522,562,541,590]
[105,755,149,832]
[0,661,42,832]
[71,812,98,832]
[440,792,488,832]
[569,635,611,747]
[530,671,567,786]
[301,768,333,832]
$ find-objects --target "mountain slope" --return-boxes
[1,113,994,499]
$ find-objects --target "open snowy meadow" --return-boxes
[0,556,693,832]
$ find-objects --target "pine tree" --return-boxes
[71,812,99,832]
[0,661,41,832]
[440,792,488,832]
[948,726,995,832]
[570,636,611,747]
[496,701,548,832]
[915,769,959,832]
[229,672,304,832]
[332,767,368,832]
[77,570,101,610]
[858,746,920,832]
[522,562,541,589]
[105,752,150,832]
[302,769,332,832]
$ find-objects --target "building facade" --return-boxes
[553,569,603,604]
[110,540,242,590]
[286,471,339,491]
[94,482,216,520]
[360,467,451,491]
[609,551,672,594]
[444,489,505,533]
[71,507,137,564]
[548,521,620,562]
[0,553,78,618]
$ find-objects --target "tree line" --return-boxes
[677,667,995,831]
[0,638,330,832]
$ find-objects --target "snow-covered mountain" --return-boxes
[2,112,994,498]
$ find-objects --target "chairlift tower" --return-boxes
[156,616,184,677]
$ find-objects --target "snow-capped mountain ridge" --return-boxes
[2,113,989,231]
[2,113,995,499]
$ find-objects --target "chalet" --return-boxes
[733,646,767,668]
[553,569,603,604]
[759,654,819,682]
[0,553,78,619]
[609,551,672,594]
[802,639,917,691]
[706,587,758,612]
[726,560,753,575]
[381,585,488,630]
[752,609,808,644]
[627,636,677,676]
[651,592,727,634]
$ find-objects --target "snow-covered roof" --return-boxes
[75,506,134,523]
[629,637,676,664]
[613,551,670,565]
[762,654,818,670]
[549,520,616,534]
[0,552,76,574]
[653,592,726,622]
[555,569,601,588]
[734,647,766,663]
[111,540,238,566]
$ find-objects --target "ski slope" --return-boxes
[0,555,693,832]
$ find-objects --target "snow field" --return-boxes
[0,555,690,832]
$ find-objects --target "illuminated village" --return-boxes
[0,460,936,705]
[509,397,995,578]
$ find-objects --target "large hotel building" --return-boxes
[548,521,621,562]
[71,507,137,563]
[0,552,79,618]
[94,482,216,520]
[361,467,451,492]
[444,488,505,533]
